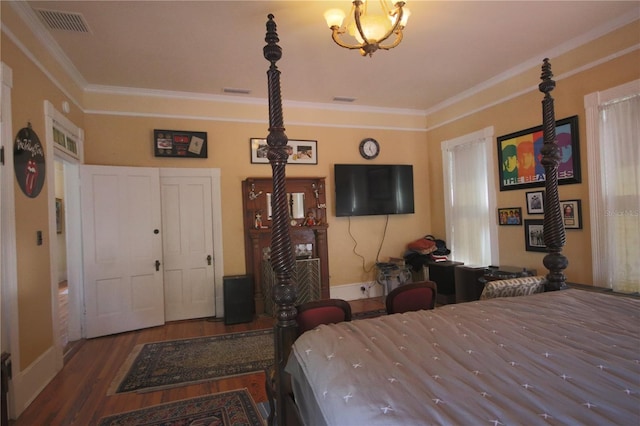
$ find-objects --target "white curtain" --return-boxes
[598,95,640,292]
[443,136,493,266]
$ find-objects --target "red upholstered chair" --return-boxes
[296,298,352,336]
[386,281,437,314]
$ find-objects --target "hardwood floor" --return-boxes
[13,297,384,425]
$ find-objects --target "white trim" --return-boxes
[44,100,85,358]
[1,61,21,421]
[441,126,498,266]
[83,109,427,132]
[426,43,640,132]
[9,346,58,417]
[584,79,640,288]
[158,168,225,316]
[425,9,640,116]
[6,0,637,130]
[8,1,87,88]
[0,24,84,112]
[329,282,384,301]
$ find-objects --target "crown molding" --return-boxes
[425,8,640,116]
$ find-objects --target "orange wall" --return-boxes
[2,1,638,374]
[82,114,429,285]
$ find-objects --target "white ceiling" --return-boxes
[23,1,640,112]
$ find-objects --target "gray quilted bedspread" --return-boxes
[287,289,640,425]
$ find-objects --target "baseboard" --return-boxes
[9,345,60,419]
[329,281,384,301]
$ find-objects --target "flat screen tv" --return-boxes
[334,164,415,217]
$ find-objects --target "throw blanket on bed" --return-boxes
[287,290,639,426]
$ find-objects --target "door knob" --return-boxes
[207,255,212,265]
[155,260,161,271]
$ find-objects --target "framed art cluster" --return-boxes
[250,138,317,164]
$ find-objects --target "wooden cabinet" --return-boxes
[242,177,329,314]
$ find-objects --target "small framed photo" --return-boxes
[250,138,318,164]
[526,190,544,214]
[498,207,522,225]
[561,199,582,229]
[524,219,546,252]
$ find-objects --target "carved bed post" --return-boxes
[539,58,568,291]
[263,14,298,425]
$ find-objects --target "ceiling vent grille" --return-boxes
[35,8,91,33]
[333,96,356,103]
[223,87,251,95]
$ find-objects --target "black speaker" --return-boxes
[223,275,254,325]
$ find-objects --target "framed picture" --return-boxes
[154,129,208,158]
[497,115,581,191]
[524,219,546,252]
[250,138,318,164]
[561,199,583,229]
[55,198,63,234]
[497,207,522,225]
[525,190,544,214]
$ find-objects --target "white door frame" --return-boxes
[44,100,84,355]
[1,61,20,420]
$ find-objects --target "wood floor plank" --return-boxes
[13,298,383,425]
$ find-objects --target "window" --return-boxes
[441,127,498,266]
[585,80,639,293]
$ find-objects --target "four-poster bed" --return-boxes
[261,15,639,426]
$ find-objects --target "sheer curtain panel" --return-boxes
[585,80,640,293]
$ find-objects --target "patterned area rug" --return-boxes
[98,389,265,425]
[109,329,273,394]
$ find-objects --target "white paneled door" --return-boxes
[160,171,215,321]
[81,165,165,338]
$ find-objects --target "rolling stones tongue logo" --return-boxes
[14,125,46,198]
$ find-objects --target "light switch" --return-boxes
[37,231,43,245]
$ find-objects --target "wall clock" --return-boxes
[359,138,380,160]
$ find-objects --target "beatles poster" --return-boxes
[497,116,581,191]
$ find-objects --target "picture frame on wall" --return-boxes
[497,115,581,191]
[524,219,546,252]
[154,129,208,158]
[561,199,583,229]
[526,190,545,214]
[250,138,318,164]
[497,207,522,225]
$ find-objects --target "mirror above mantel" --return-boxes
[266,192,305,220]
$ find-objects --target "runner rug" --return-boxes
[108,329,273,395]
[98,389,265,426]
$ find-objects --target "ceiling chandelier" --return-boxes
[324,0,410,57]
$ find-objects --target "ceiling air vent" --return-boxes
[223,88,251,95]
[35,8,91,33]
[333,96,356,103]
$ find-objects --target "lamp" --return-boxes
[324,0,410,57]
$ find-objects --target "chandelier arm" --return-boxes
[375,8,403,45]
[377,30,403,50]
[330,28,368,50]
[353,3,372,45]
